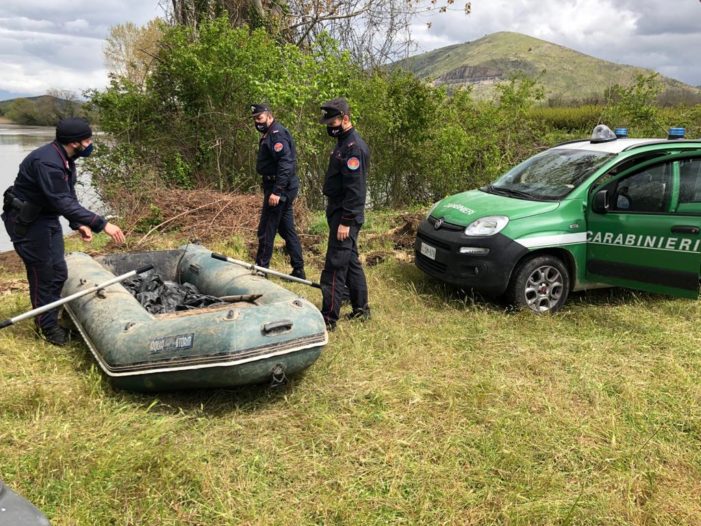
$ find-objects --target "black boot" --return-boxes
[345,307,371,322]
[40,325,68,346]
[291,268,306,280]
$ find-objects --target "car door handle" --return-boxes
[671,225,700,235]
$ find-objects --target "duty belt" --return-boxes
[2,187,42,236]
[3,187,21,213]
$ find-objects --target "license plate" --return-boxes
[420,242,436,260]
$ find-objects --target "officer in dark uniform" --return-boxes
[252,103,305,278]
[318,98,371,329]
[2,117,126,345]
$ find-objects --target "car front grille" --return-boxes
[415,253,447,274]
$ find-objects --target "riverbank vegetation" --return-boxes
[87,15,701,213]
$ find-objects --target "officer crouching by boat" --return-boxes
[318,98,371,330]
[1,117,125,346]
[252,103,305,279]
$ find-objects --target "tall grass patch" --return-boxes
[1,220,700,524]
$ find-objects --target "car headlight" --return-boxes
[464,216,509,236]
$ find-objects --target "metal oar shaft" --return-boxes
[211,253,321,289]
[0,264,154,329]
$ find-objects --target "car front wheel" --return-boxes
[506,255,570,313]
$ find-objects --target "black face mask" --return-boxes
[327,124,343,137]
[255,122,269,134]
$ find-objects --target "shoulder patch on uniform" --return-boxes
[272,129,279,134]
[274,142,284,152]
[346,156,360,171]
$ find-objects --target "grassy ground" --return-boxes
[1,212,700,525]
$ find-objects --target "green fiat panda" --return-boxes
[415,125,701,312]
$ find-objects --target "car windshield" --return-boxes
[484,148,615,200]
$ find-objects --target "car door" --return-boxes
[586,152,701,298]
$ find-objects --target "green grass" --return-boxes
[1,215,701,525]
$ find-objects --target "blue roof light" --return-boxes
[668,127,685,140]
[614,127,628,138]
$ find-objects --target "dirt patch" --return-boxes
[363,249,414,267]
[0,250,24,274]
[363,250,392,267]
[300,233,323,256]
[0,278,28,295]
[389,213,423,249]
[107,188,311,247]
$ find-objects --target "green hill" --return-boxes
[394,32,701,103]
[0,95,72,113]
[0,95,84,126]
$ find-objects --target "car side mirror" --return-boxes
[592,189,608,213]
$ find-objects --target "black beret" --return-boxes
[251,103,271,116]
[56,117,92,144]
[319,98,350,124]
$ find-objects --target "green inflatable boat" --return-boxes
[0,480,50,525]
[62,245,327,392]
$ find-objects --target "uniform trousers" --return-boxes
[2,212,67,330]
[320,209,368,324]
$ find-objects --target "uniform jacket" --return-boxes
[255,121,299,196]
[10,141,106,231]
[323,127,370,226]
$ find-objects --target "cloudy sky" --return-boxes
[0,0,699,101]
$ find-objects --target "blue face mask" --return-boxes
[76,143,94,158]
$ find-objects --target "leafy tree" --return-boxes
[105,19,166,87]
[5,99,42,125]
[604,73,664,136]
[4,92,85,126]
[90,16,554,209]
[166,0,471,67]
[45,89,82,120]
[91,19,361,198]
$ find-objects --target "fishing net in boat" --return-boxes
[122,273,227,314]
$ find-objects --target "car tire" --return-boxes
[506,254,570,313]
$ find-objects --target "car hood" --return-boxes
[430,190,560,226]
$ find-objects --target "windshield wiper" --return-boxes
[484,184,534,200]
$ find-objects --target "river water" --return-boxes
[0,123,103,253]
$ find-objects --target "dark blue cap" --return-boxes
[56,117,92,144]
[320,98,350,124]
[251,103,271,116]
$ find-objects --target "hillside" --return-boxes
[395,32,701,103]
[0,94,74,112]
[0,95,84,126]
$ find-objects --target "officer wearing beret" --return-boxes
[2,117,125,345]
[252,104,306,278]
[319,98,371,329]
